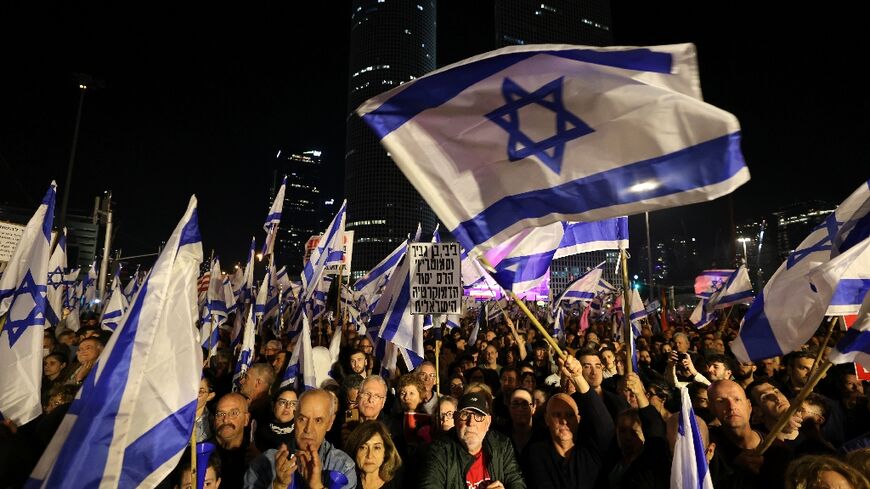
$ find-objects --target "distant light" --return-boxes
[324,199,335,205]
[633,274,639,280]
[628,181,659,193]
[93,299,101,304]
[691,238,696,242]
[256,253,264,261]
[633,283,640,290]
[276,150,281,158]
[79,84,87,90]
[737,237,750,243]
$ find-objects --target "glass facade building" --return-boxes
[345,0,438,279]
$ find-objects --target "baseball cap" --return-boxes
[457,392,491,416]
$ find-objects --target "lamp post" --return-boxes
[737,237,750,266]
[58,82,88,233]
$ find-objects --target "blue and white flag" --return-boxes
[46,228,67,327]
[357,43,748,257]
[63,276,82,333]
[233,306,256,391]
[705,266,753,311]
[262,175,287,256]
[301,201,346,303]
[553,306,565,341]
[280,313,316,390]
[0,182,55,425]
[732,180,870,362]
[354,241,407,312]
[828,279,870,366]
[629,288,648,322]
[122,265,141,302]
[99,268,128,332]
[254,260,277,321]
[206,257,228,324]
[27,196,203,488]
[553,218,629,259]
[671,386,714,489]
[83,261,98,307]
[689,299,716,329]
[694,269,734,299]
[370,253,425,369]
[239,237,256,307]
[554,264,604,307]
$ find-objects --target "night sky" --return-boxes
[2,1,867,270]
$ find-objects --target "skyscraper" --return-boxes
[345,0,438,279]
[273,149,326,274]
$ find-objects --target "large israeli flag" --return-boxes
[262,175,287,256]
[301,200,346,303]
[27,196,203,488]
[554,264,604,307]
[355,241,408,312]
[671,386,714,489]
[370,253,425,369]
[694,269,734,299]
[46,228,67,327]
[732,180,870,362]
[0,182,55,426]
[357,43,748,257]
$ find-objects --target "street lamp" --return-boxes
[737,237,750,265]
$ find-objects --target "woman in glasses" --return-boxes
[437,396,459,434]
[253,388,298,451]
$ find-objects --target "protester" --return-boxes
[345,420,404,489]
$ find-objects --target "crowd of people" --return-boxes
[2,303,870,489]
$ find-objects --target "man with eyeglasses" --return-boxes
[214,393,255,488]
[245,389,357,489]
[357,375,389,422]
[420,392,526,489]
[527,355,614,489]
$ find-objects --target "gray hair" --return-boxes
[361,374,388,392]
[298,388,339,417]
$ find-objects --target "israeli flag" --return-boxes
[206,257,228,324]
[553,218,629,260]
[705,266,753,311]
[354,241,407,312]
[122,265,141,302]
[233,306,256,391]
[554,264,604,307]
[553,306,565,341]
[370,253,425,369]
[83,262,98,306]
[63,276,82,333]
[280,313,316,390]
[0,181,55,426]
[46,228,67,327]
[239,237,256,307]
[357,43,748,257]
[630,288,648,321]
[670,386,714,489]
[828,279,870,366]
[301,201,346,303]
[732,180,870,362]
[689,299,716,329]
[694,269,734,299]
[254,260,276,320]
[27,196,203,488]
[200,322,220,357]
[262,175,287,256]
[99,268,128,332]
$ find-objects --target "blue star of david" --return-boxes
[485,77,594,174]
[787,214,841,269]
[47,267,64,289]
[4,270,47,347]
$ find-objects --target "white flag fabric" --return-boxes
[0,182,56,426]
[371,253,425,369]
[233,305,256,391]
[554,265,603,307]
[45,228,67,327]
[99,269,128,332]
[629,288,648,321]
[27,196,203,488]
[301,201,346,303]
[670,386,714,489]
[354,240,407,313]
[357,43,748,257]
[262,175,287,256]
[732,180,870,362]
[689,299,716,329]
[206,257,228,324]
[280,314,316,390]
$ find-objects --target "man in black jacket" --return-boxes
[420,392,526,489]
[526,355,615,489]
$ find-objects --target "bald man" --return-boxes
[527,355,615,489]
[244,389,356,489]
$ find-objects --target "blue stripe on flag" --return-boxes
[737,290,783,359]
[119,399,198,488]
[716,290,755,305]
[363,48,673,138]
[179,209,202,247]
[830,278,870,305]
[451,133,744,252]
[835,329,870,355]
[380,279,412,342]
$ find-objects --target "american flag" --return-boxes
[197,271,211,305]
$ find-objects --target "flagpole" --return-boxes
[336,264,345,325]
[189,427,197,489]
[805,316,839,387]
[620,248,633,376]
[479,257,566,360]
[278,284,284,337]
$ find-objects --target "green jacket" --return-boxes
[419,428,527,489]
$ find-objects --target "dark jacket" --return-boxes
[419,427,526,489]
[527,390,615,489]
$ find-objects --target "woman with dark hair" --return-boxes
[41,352,68,407]
[253,388,297,451]
[345,421,403,489]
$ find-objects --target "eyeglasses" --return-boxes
[450,383,464,390]
[510,401,533,409]
[457,411,487,423]
[359,391,385,402]
[276,399,297,408]
[198,389,212,396]
[421,373,437,379]
[215,409,243,420]
[440,410,455,420]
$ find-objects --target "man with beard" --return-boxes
[214,393,256,488]
[420,392,526,489]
